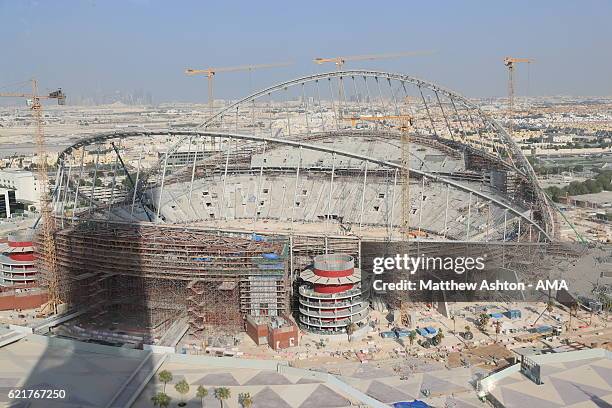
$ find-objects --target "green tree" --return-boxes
[151,392,171,408]
[214,387,231,408]
[346,323,358,342]
[432,328,444,346]
[175,379,190,406]
[196,385,208,408]
[238,392,254,408]
[158,370,173,393]
[479,313,490,332]
[545,186,563,202]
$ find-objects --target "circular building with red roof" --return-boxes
[298,254,369,334]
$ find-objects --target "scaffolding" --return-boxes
[50,220,289,338]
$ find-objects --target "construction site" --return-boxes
[26,66,597,350]
[0,44,609,406]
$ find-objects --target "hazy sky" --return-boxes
[1,0,610,103]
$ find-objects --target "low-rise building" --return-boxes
[0,169,39,209]
[547,134,574,144]
[0,231,38,288]
[560,191,612,209]
[245,314,299,350]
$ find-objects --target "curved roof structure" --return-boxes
[53,70,556,242]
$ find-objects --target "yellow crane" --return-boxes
[185,61,293,115]
[314,51,433,118]
[341,114,421,238]
[0,80,65,314]
[503,56,534,112]
[313,51,434,70]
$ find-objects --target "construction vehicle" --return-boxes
[185,61,293,116]
[0,79,65,315]
[503,57,534,112]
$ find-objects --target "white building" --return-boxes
[546,134,574,144]
[0,188,17,218]
[0,169,39,209]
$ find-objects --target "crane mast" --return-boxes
[503,56,534,113]
[32,81,60,314]
[185,61,293,116]
[0,79,65,315]
[341,114,414,238]
[400,128,411,237]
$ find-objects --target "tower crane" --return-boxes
[314,51,433,119]
[316,53,431,239]
[0,80,65,314]
[340,114,420,238]
[313,50,434,70]
[503,56,534,112]
[185,61,293,116]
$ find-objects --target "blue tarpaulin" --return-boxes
[425,326,437,334]
[490,313,504,319]
[505,309,521,319]
[535,325,552,333]
[381,331,397,338]
[395,329,412,338]
[262,253,280,260]
[392,401,430,408]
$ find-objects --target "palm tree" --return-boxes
[495,321,501,343]
[408,330,417,346]
[214,387,231,408]
[175,379,190,407]
[196,386,208,408]
[346,323,357,342]
[546,299,555,314]
[238,392,254,408]
[158,370,173,393]
[151,392,171,408]
[568,303,578,332]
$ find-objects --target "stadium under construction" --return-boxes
[40,70,592,344]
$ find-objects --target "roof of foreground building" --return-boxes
[482,348,612,408]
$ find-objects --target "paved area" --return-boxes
[131,360,355,408]
[488,355,612,407]
[0,335,152,407]
[335,362,483,407]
